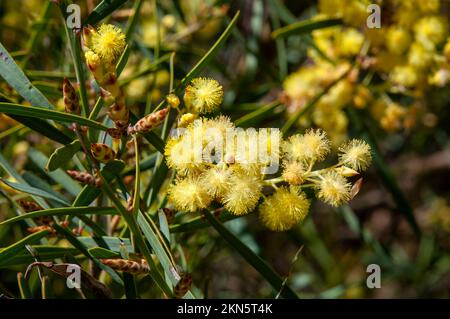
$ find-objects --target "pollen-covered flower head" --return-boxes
[200,166,233,199]
[164,134,206,175]
[222,172,262,216]
[259,186,310,231]
[168,176,212,212]
[282,161,306,185]
[91,24,126,64]
[316,170,351,207]
[282,129,330,163]
[338,139,372,171]
[184,77,223,114]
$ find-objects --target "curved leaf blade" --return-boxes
[0,103,108,130]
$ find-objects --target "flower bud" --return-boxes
[178,113,196,128]
[66,170,102,187]
[108,102,129,123]
[174,273,193,299]
[18,200,42,212]
[81,25,96,50]
[100,258,149,274]
[337,166,360,177]
[166,93,180,108]
[130,107,169,134]
[90,143,116,163]
[63,78,80,115]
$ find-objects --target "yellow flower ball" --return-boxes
[91,24,126,64]
[184,78,223,114]
[316,171,351,207]
[168,177,212,213]
[338,139,372,171]
[259,187,310,231]
[222,173,262,215]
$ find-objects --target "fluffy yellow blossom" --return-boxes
[338,139,372,171]
[282,161,305,185]
[259,187,310,231]
[200,166,232,199]
[184,78,223,114]
[222,173,262,215]
[408,42,434,70]
[316,171,351,207]
[91,24,126,64]
[414,16,448,50]
[386,27,411,55]
[282,129,330,163]
[164,135,203,174]
[390,65,419,88]
[168,177,212,212]
[338,28,364,57]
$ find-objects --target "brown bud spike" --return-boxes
[131,107,169,134]
[63,78,80,115]
[27,225,56,235]
[100,259,150,274]
[66,170,101,187]
[174,273,193,298]
[18,200,42,213]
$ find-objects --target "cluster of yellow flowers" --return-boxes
[282,0,450,141]
[82,24,129,130]
[166,78,372,231]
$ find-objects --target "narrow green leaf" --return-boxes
[0,42,53,108]
[137,212,194,298]
[22,172,68,208]
[0,103,108,130]
[158,209,171,243]
[0,179,70,206]
[84,0,129,26]
[78,237,134,253]
[6,114,73,145]
[132,137,141,216]
[46,140,81,171]
[0,246,80,267]
[272,18,342,39]
[29,149,82,197]
[0,230,49,262]
[203,211,299,299]
[88,247,121,259]
[0,153,48,222]
[0,207,117,226]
